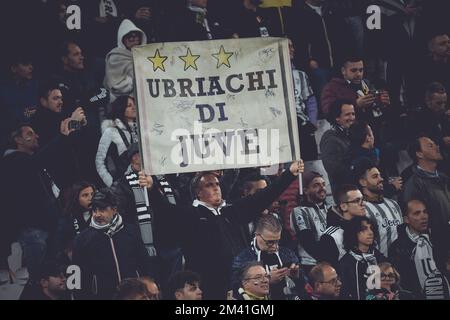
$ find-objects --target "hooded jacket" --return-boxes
[104,19,147,102]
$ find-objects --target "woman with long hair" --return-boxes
[339,216,387,300]
[55,181,96,261]
[95,95,138,187]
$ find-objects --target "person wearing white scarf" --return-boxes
[389,199,449,299]
[72,189,153,299]
[339,216,387,300]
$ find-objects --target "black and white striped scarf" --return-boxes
[406,227,450,299]
[125,167,177,257]
[90,213,124,238]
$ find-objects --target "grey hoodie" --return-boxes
[104,19,147,102]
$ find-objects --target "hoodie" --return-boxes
[104,19,147,102]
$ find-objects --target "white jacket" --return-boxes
[95,119,138,187]
[104,19,147,102]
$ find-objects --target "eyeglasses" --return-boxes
[381,273,396,279]
[320,276,341,286]
[345,197,364,205]
[257,233,280,247]
[244,274,271,283]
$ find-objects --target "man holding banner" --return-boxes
[133,37,303,299]
[138,161,303,299]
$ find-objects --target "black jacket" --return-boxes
[111,172,181,251]
[388,224,444,299]
[318,207,351,269]
[148,169,297,299]
[403,167,450,260]
[54,211,91,255]
[31,107,80,188]
[1,147,63,233]
[319,126,351,193]
[408,107,450,154]
[339,248,387,300]
[287,2,354,70]
[72,223,152,300]
[165,7,225,42]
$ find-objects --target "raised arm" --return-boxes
[230,160,304,224]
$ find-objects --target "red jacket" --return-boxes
[278,179,300,240]
[320,78,358,115]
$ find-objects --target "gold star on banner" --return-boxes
[147,49,168,72]
[212,45,233,68]
[179,48,200,71]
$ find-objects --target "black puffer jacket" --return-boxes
[72,223,152,300]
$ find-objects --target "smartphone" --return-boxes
[68,120,82,131]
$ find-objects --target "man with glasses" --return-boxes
[231,215,309,300]
[235,262,270,300]
[318,184,366,269]
[309,262,342,300]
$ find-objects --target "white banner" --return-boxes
[132,37,300,175]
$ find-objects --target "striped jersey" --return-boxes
[291,204,329,265]
[365,198,403,257]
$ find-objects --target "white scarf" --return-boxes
[187,5,213,39]
[90,213,124,237]
[125,166,157,257]
[192,199,227,216]
[349,249,378,266]
[407,227,450,299]
[99,0,118,18]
